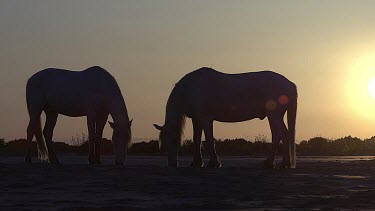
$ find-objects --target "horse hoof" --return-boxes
[24,157,32,164]
[190,160,204,168]
[167,160,178,167]
[49,159,61,165]
[115,160,125,166]
[207,160,222,168]
[279,161,292,169]
[263,160,276,169]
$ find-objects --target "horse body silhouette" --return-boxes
[25,66,132,165]
[154,67,297,168]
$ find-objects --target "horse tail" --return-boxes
[287,83,297,168]
[26,80,49,161]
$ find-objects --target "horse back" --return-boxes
[175,67,296,121]
[26,66,121,116]
[28,66,117,92]
[179,67,296,97]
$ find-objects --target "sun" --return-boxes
[369,78,375,98]
[345,53,375,119]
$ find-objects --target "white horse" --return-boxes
[25,66,132,165]
[154,67,297,168]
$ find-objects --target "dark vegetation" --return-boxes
[1,136,375,156]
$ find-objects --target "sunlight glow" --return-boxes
[346,54,375,119]
[369,78,375,98]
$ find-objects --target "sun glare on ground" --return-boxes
[346,54,375,119]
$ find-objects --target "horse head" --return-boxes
[153,123,179,167]
[109,119,133,165]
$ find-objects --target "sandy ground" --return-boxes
[1,155,375,210]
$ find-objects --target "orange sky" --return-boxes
[1,1,375,142]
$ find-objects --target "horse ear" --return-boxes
[153,124,163,131]
[108,121,115,129]
[129,119,133,127]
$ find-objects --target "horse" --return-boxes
[25,66,132,165]
[154,67,297,168]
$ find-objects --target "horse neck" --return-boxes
[165,109,184,128]
[108,96,130,125]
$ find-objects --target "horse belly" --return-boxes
[57,105,87,117]
[45,92,88,117]
[46,101,87,117]
[214,110,265,122]
[212,102,266,122]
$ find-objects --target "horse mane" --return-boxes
[175,113,186,147]
[165,82,187,146]
[127,126,132,149]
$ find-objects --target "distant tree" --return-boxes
[0,138,5,149]
[71,133,87,146]
[129,140,160,155]
[3,135,375,156]
[331,136,363,155]
[254,134,269,143]
[309,137,329,155]
[179,140,194,155]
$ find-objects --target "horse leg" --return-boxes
[94,113,109,164]
[264,115,283,169]
[87,113,96,165]
[203,120,222,168]
[191,119,203,168]
[43,111,60,164]
[25,110,42,163]
[280,122,292,168]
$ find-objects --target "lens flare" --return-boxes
[278,95,289,105]
[265,100,277,111]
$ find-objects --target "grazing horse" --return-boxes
[154,67,297,168]
[25,66,132,165]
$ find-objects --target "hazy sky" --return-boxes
[1,1,375,143]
